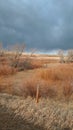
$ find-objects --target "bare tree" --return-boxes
[67,49,73,63]
[58,50,65,63]
[30,48,37,57]
[8,43,25,68]
[0,43,5,57]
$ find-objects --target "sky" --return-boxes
[0,0,73,51]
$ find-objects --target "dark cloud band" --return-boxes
[0,0,73,50]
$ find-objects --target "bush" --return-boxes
[67,50,73,63]
[15,78,58,98]
[37,65,73,81]
[0,65,16,76]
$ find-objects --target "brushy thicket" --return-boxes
[18,64,73,100]
[0,54,17,76]
[38,64,73,81]
[15,59,42,70]
[0,63,73,100]
[0,48,73,100]
[22,79,57,98]
[0,65,16,76]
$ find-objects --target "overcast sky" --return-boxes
[0,0,73,51]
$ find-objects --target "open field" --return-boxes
[0,0,73,129]
[0,59,73,100]
[0,53,73,130]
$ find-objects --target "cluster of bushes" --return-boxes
[10,64,73,100]
[58,49,73,63]
[0,43,43,75]
[0,63,73,100]
[0,65,16,76]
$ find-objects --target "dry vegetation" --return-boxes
[0,44,73,130]
[0,61,73,100]
[0,43,73,100]
[0,65,16,76]
[19,63,73,100]
[0,93,73,130]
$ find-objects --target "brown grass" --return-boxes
[37,64,73,81]
[0,93,73,130]
[0,55,73,101]
[0,65,16,76]
[19,64,73,100]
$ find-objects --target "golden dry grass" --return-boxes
[0,63,73,100]
[0,93,73,130]
[37,64,73,81]
[0,65,16,76]
[0,54,73,100]
[20,63,73,100]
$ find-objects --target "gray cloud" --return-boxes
[0,0,73,50]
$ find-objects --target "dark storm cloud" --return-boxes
[0,0,73,50]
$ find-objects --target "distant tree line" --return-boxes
[0,42,73,67]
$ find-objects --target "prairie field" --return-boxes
[0,0,73,129]
[0,53,73,130]
[0,54,73,100]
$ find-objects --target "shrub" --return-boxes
[37,65,73,81]
[0,65,16,76]
[17,78,58,98]
[66,49,73,63]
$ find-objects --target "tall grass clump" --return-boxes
[0,65,16,76]
[38,64,73,81]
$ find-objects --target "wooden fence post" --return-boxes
[36,85,40,103]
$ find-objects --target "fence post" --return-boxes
[36,85,40,103]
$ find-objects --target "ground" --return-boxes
[0,93,73,130]
[0,55,73,130]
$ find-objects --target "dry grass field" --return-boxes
[0,56,73,100]
[0,53,73,130]
[0,93,73,130]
